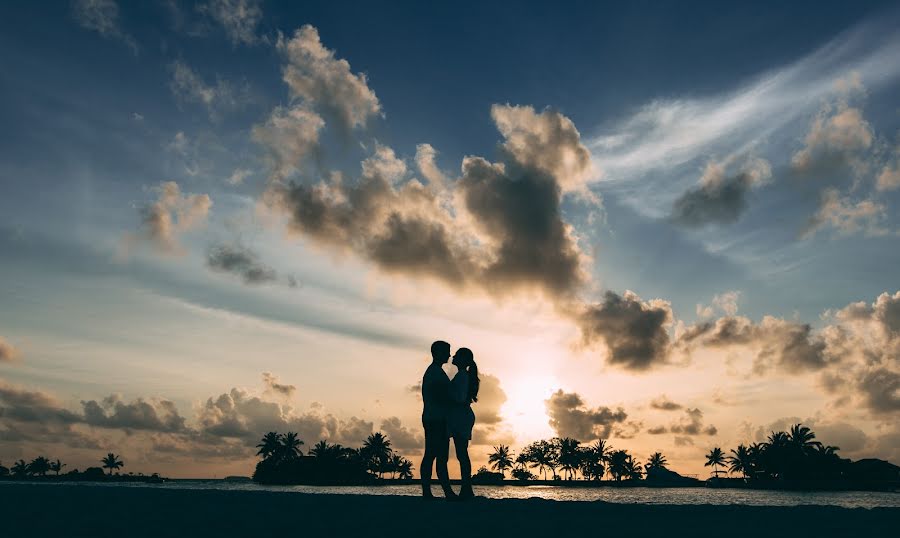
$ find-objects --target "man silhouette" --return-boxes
[420,340,456,499]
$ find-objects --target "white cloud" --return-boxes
[169,61,249,120]
[71,0,138,53]
[123,181,212,256]
[588,21,900,184]
[227,168,253,185]
[198,0,263,46]
[278,25,382,132]
[802,188,888,239]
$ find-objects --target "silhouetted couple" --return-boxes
[420,340,480,501]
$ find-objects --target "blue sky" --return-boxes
[1,1,899,477]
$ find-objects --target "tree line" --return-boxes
[485,438,651,482]
[704,423,856,482]
[0,453,136,480]
[252,431,416,485]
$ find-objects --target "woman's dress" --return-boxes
[447,370,476,439]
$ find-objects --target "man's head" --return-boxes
[430,340,451,364]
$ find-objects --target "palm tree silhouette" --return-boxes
[310,440,329,457]
[396,457,414,480]
[49,459,66,476]
[11,459,29,477]
[590,440,612,479]
[788,423,821,453]
[557,438,582,480]
[101,453,124,475]
[608,450,641,481]
[645,452,668,472]
[728,445,752,478]
[362,433,392,477]
[488,445,514,478]
[28,456,51,477]
[256,432,282,460]
[525,440,556,480]
[278,432,304,461]
[705,447,725,478]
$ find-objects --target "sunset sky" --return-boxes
[1,0,899,479]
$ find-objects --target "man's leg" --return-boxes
[435,425,454,497]
[421,421,437,497]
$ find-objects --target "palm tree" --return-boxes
[728,445,751,478]
[28,456,51,477]
[525,440,557,480]
[256,432,282,460]
[362,432,392,477]
[579,447,605,481]
[645,452,668,473]
[590,439,612,479]
[278,432,304,461]
[396,457,414,480]
[11,459,29,477]
[557,438,582,480]
[101,453,124,476]
[309,440,331,458]
[49,459,66,476]
[788,423,821,454]
[387,454,406,478]
[608,450,638,481]
[488,445,514,478]
[705,447,725,478]
[747,442,766,479]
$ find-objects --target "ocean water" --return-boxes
[7,480,898,509]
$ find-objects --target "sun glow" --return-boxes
[500,374,559,445]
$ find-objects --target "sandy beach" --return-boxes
[1,483,897,538]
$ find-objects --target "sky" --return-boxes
[1,0,899,478]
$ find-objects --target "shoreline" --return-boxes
[0,483,897,538]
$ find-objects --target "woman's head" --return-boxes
[452,347,479,403]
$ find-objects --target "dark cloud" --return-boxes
[857,368,900,413]
[545,389,627,441]
[647,408,716,437]
[0,336,19,363]
[671,158,771,227]
[650,395,682,411]
[267,105,595,302]
[81,395,188,433]
[578,291,673,371]
[458,153,584,297]
[261,372,296,397]
[0,380,81,424]
[673,436,694,446]
[379,417,422,450]
[207,244,278,284]
[678,315,831,375]
[668,408,717,436]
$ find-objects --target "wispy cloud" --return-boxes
[588,17,900,182]
[71,0,138,54]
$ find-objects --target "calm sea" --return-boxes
[7,480,898,509]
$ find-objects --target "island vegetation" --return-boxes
[251,431,416,485]
[0,452,166,483]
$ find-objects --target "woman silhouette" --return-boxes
[448,347,479,499]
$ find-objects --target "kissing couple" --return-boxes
[420,340,480,501]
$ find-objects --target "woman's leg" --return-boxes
[453,435,473,497]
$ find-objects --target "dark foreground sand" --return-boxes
[0,483,897,538]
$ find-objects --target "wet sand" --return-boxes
[0,483,897,537]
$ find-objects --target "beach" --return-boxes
[1,483,897,538]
